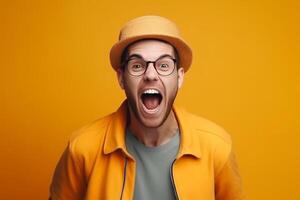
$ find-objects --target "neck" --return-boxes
[128,109,179,147]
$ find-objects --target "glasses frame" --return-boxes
[123,55,177,76]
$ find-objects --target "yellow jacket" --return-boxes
[50,101,244,200]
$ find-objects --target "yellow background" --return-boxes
[1,0,299,199]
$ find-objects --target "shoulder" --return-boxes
[176,107,232,146]
[67,112,114,161]
[176,107,233,172]
[187,111,231,145]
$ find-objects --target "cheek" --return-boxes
[123,77,139,96]
[163,77,179,98]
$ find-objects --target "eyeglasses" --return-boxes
[123,55,177,76]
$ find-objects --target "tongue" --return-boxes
[142,96,160,110]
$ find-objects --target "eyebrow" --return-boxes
[127,54,175,61]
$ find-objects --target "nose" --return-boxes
[143,63,159,81]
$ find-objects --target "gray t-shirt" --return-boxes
[125,128,180,200]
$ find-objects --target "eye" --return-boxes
[158,63,170,71]
[132,64,142,69]
[160,63,169,68]
[128,60,145,72]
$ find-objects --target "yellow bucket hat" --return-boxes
[109,15,193,72]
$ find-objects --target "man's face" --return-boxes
[117,40,184,128]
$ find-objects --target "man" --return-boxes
[50,15,243,200]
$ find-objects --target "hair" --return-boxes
[120,39,180,71]
[120,47,129,70]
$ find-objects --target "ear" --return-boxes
[117,68,125,89]
[177,67,184,89]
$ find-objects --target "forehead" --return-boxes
[127,39,175,60]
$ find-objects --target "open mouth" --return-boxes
[141,89,163,110]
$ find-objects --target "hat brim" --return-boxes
[109,34,192,72]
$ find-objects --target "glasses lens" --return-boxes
[127,59,146,76]
[155,57,175,76]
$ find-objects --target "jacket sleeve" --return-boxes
[215,150,244,200]
[49,141,86,200]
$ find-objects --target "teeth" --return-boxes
[143,89,160,94]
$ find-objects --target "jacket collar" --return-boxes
[103,100,202,159]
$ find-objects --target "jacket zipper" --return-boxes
[170,159,179,200]
[120,157,128,200]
